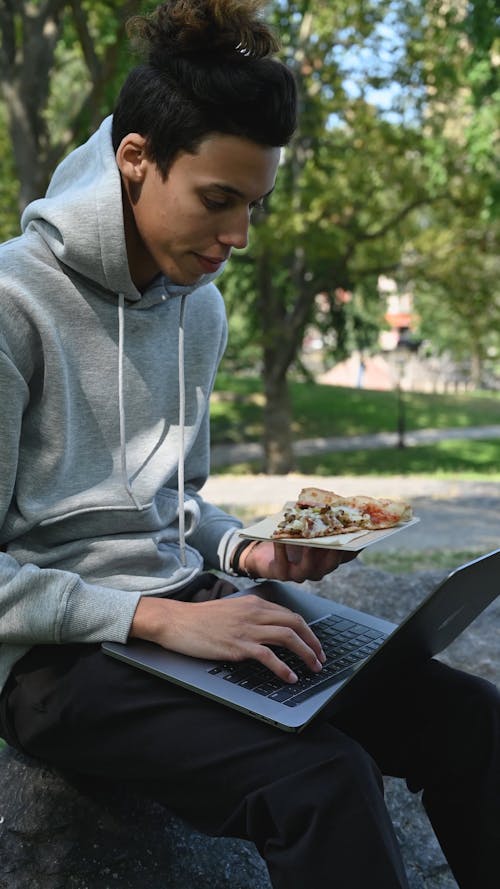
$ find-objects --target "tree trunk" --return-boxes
[2,83,50,211]
[255,237,316,474]
[255,249,297,474]
[470,349,483,389]
[262,364,295,474]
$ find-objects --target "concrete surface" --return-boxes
[202,474,500,554]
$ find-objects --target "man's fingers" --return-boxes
[272,541,357,581]
[248,597,326,664]
[271,541,332,580]
[248,635,322,684]
[250,644,299,684]
[232,603,325,679]
[272,541,291,573]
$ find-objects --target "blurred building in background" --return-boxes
[305,276,475,393]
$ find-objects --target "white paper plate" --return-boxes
[241,504,419,551]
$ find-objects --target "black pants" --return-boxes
[1,580,499,889]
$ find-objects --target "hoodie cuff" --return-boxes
[217,527,249,575]
[61,578,142,644]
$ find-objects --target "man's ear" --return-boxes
[115,134,149,184]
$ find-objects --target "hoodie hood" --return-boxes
[21,115,224,306]
[15,115,230,568]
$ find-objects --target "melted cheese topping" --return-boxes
[276,504,371,537]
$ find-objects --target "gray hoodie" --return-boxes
[0,116,242,693]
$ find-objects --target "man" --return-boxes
[0,2,498,887]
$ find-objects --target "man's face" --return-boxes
[118,133,281,290]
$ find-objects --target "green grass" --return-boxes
[212,374,500,445]
[297,438,500,477]
[211,375,500,477]
[360,548,486,574]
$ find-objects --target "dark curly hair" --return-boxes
[111,0,297,175]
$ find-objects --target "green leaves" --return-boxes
[0,0,498,448]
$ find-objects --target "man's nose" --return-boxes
[217,208,250,250]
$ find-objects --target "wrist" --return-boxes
[238,539,262,579]
[129,595,176,644]
[230,538,255,576]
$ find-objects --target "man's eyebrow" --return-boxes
[208,183,276,200]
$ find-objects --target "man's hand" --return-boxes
[129,593,327,684]
[244,539,357,583]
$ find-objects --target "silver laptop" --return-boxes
[102,549,499,732]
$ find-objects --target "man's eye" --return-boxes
[203,196,228,210]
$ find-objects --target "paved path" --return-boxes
[211,424,500,469]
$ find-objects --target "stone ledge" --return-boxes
[0,747,271,889]
[0,747,456,889]
[0,748,456,889]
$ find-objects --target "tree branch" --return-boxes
[68,0,101,81]
[0,0,17,71]
[358,193,450,243]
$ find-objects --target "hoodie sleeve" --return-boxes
[179,389,243,569]
[185,492,243,571]
[0,349,142,648]
[0,552,141,646]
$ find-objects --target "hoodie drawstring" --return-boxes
[118,293,143,511]
[177,294,187,566]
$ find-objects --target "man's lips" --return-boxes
[194,253,228,273]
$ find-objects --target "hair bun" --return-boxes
[128,0,279,62]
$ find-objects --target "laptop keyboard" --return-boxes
[207,613,388,708]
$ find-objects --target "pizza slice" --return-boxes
[271,487,412,540]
